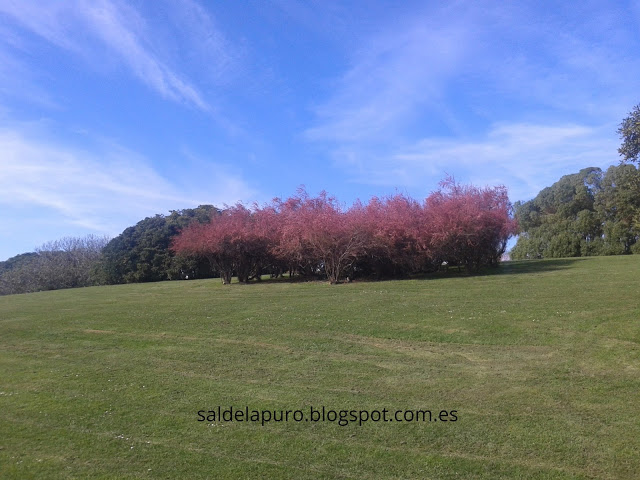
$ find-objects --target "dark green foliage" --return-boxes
[98,205,219,284]
[512,165,640,259]
[0,252,38,275]
[595,163,640,254]
[618,103,640,164]
[0,252,39,295]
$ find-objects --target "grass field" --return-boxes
[1,256,639,479]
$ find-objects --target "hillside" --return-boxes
[1,256,639,479]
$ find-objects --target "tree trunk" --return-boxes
[221,270,232,284]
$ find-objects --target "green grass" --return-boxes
[1,256,639,479]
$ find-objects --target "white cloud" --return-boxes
[305,2,639,145]
[338,122,618,203]
[0,0,236,110]
[79,0,209,110]
[305,14,473,142]
[160,0,238,85]
[0,126,256,235]
[303,3,638,202]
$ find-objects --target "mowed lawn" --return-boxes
[1,256,639,479]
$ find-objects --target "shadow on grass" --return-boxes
[479,258,584,276]
[398,258,584,282]
[223,258,585,286]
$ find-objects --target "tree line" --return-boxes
[0,179,515,293]
[0,206,218,295]
[0,235,109,295]
[2,103,639,294]
[511,164,640,259]
[1,165,636,293]
[511,102,640,259]
[172,179,516,284]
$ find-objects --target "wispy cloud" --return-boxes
[0,0,236,110]
[80,0,208,110]
[305,10,474,142]
[389,123,618,202]
[479,4,640,119]
[160,0,238,85]
[0,126,256,234]
[0,21,61,109]
[304,2,639,202]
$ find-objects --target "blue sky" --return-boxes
[1,0,639,261]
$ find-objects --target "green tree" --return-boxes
[511,168,605,259]
[98,205,219,284]
[595,164,640,254]
[618,103,640,164]
[512,165,640,259]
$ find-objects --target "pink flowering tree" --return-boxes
[172,204,272,284]
[361,194,435,276]
[273,189,371,283]
[425,178,516,271]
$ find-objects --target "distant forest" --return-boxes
[2,179,515,293]
[511,164,640,259]
[2,104,640,295]
[0,206,219,295]
[1,164,638,295]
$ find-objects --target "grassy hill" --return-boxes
[1,256,639,479]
